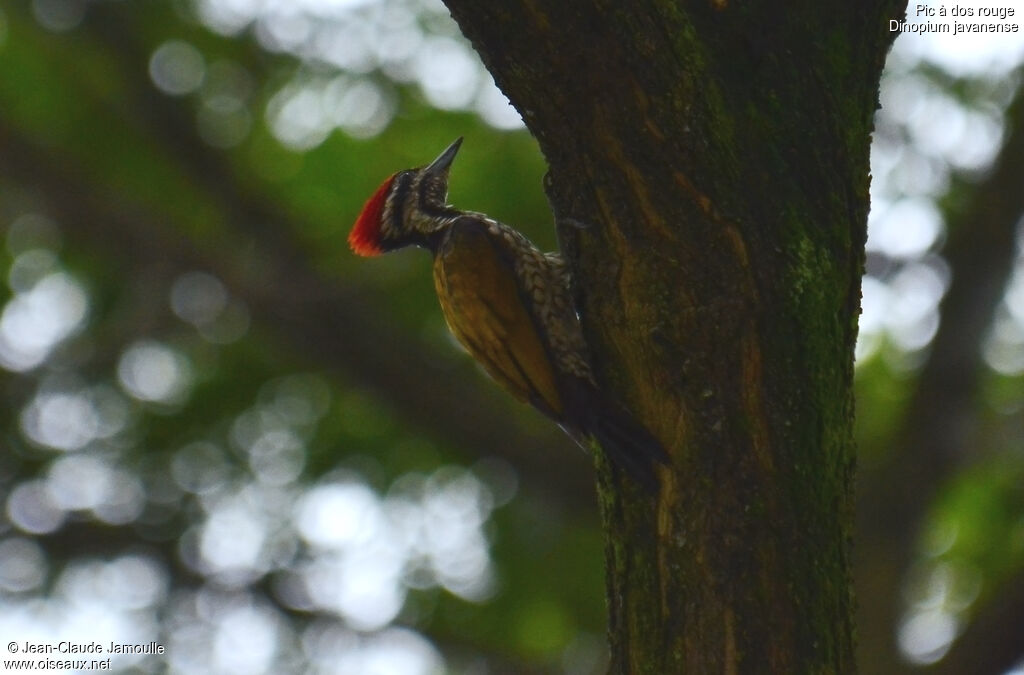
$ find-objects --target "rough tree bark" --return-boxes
[440,2,905,673]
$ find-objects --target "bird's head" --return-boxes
[349,137,463,256]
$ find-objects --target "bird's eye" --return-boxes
[428,180,445,203]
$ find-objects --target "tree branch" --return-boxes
[441,1,901,670]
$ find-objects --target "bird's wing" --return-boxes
[432,220,564,420]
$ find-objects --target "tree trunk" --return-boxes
[441,1,905,672]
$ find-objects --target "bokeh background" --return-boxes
[0,1,1022,673]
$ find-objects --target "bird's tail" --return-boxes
[564,380,669,493]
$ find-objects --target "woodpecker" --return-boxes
[349,138,666,490]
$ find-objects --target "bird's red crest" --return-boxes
[349,173,397,257]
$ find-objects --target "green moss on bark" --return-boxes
[443,0,902,672]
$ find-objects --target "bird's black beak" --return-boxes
[424,137,463,176]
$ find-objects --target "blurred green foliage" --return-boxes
[0,1,1023,673]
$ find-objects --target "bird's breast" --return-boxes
[430,223,565,418]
